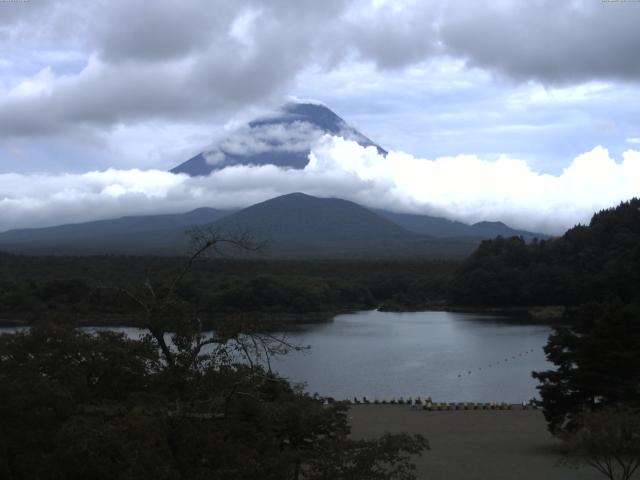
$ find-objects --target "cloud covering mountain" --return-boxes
[2,1,639,232]
[2,1,640,173]
[1,137,638,235]
[172,102,385,175]
[4,0,639,140]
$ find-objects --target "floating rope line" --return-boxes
[456,348,538,378]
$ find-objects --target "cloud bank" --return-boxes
[201,110,376,165]
[1,137,639,235]
[211,121,325,160]
[3,1,640,174]
[3,0,640,141]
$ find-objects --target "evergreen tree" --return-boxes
[533,302,640,434]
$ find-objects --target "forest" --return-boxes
[0,255,455,326]
[2,199,639,326]
[452,198,640,308]
[1,199,640,479]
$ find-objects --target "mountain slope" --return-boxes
[0,194,476,258]
[375,210,545,239]
[0,208,230,254]
[211,192,416,254]
[0,193,544,258]
[171,103,386,176]
[205,193,481,258]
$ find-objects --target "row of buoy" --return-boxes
[457,348,538,378]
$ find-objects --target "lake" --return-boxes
[269,310,552,403]
[0,310,553,403]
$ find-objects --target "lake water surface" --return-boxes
[0,310,553,403]
[269,310,552,403]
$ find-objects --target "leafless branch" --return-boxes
[118,226,264,367]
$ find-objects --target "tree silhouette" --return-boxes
[533,302,640,434]
[0,227,428,479]
[561,406,640,480]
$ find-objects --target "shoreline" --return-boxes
[0,310,340,329]
[0,304,568,328]
[379,304,570,324]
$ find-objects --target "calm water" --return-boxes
[269,310,552,403]
[0,310,553,403]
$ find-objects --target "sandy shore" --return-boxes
[349,405,606,480]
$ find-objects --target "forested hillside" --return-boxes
[452,198,640,307]
[0,255,454,325]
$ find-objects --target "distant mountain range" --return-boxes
[0,208,229,255]
[171,102,386,176]
[374,210,541,240]
[0,103,547,258]
[0,193,545,258]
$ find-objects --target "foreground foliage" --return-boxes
[561,406,640,480]
[0,322,428,480]
[533,302,640,434]
[0,231,428,479]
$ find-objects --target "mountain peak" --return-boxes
[276,191,313,199]
[170,102,385,176]
[209,192,419,258]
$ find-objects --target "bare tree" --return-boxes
[120,226,297,373]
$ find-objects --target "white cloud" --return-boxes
[306,139,640,234]
[626,137,640,144]
[203,151,227,165]
[4,0,640,144]
[1,137,639,235]
[3,1,640,174]
[217,121,325,156]
[200,115,375,163]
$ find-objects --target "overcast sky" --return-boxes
[1,0,640,233]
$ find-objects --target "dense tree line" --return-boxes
[0,256,456,324]
[444,199,640,440]
[517,200,640,444]
[452,198,640,307]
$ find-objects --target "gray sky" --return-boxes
[1,0,640,233]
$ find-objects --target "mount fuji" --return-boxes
[171,102,385,176]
